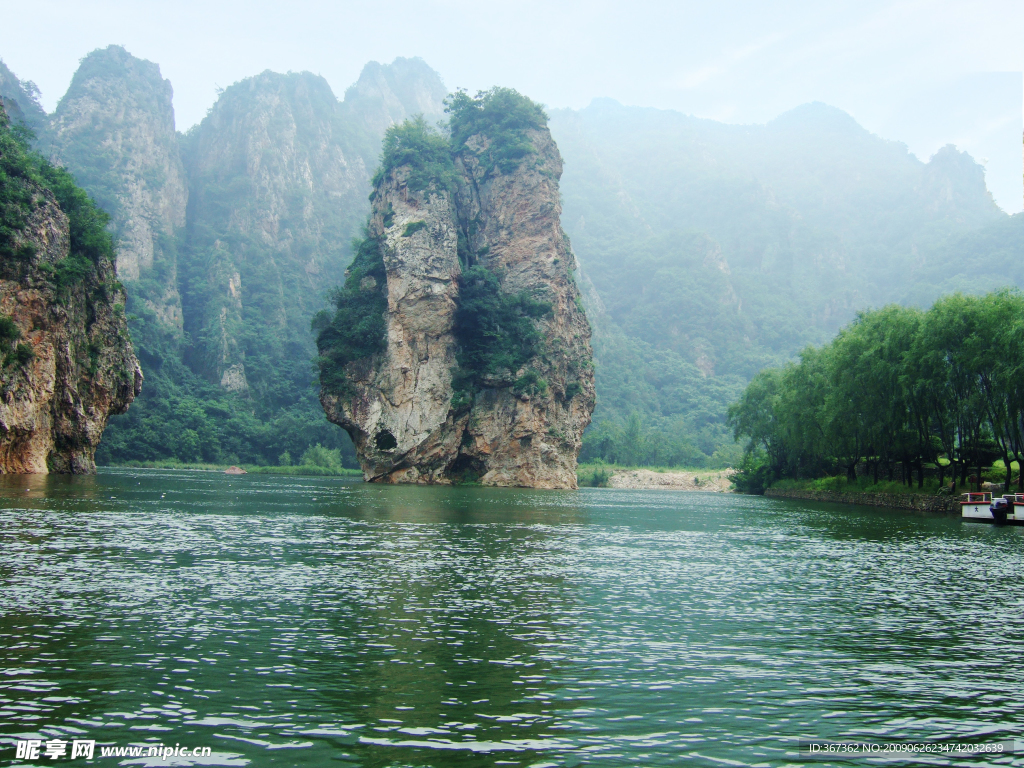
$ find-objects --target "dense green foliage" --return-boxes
[312,233,388,394]
[0,104,116,290]
[445,88,548,175]
[451,265,551,402]
[96,312,356,466]
[0,313,33,369]
[729,291,1024,493]
[100,68,384,468]
[0,110,41,262]
[550,99,1009,468]
[373,116,457,192]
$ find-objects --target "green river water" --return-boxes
[1,469,1023,767]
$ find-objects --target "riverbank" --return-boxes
[107,461,362,477]
[610,469,735,491]
[575,465,735,491]
[764,487,961,513]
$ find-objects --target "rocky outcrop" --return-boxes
[321,169,465,483]
[320,95,596,488]
[181,61,448,394]
[46,46,186,330]
[453,128,595,488]
[0,108,142,472]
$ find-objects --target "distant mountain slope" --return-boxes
[2,49,448,466]
[46,46,186,325]
[550,99,1008,465]
[901,213,1024,307]
[2,50,1014,469]
[0,59,47,135]
[179,70,367,396]
[177,60,447,404]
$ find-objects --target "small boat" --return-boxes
[961,492,1024,525]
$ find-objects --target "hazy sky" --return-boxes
[2,0,1022,211]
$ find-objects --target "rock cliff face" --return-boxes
[181,63,448,395]
[0,108,141,472]
[453,127,595,487]
[46,46,186,330]
[319,93,596,488]
[323,168,465,482]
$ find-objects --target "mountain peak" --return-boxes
[0,59,47,134]
[767,101,864,134]
[343,57,447,136]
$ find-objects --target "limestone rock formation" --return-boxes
[321,167,465,483]
[0,108,141,472]
[46,46,186,330]
[453,126,595,488]
[181,62,448,395]
[319,92,596,488]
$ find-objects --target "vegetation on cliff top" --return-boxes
[0,105,116,292]
[373,116,457,193]
[446,87,547,176]
[371,87,548,193]
[729,290,1024,494]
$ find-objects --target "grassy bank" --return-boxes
[770,461,1024,497]
[770,476,947,496]
[108,460,362,478]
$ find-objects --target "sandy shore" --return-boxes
[607,469,736,492]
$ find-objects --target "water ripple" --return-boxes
[1,470,1022,765]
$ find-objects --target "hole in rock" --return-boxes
[375,429,398,451]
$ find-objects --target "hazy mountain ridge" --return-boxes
[0,60,47,135]
[0,53,1013,468]
[0,50,447,465]
[548,97,1010,464]
[44,45,187,340]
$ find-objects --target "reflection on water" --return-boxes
[1,469,1023,766]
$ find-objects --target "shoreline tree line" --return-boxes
[729,290,1024,494]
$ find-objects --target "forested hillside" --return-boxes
[549,99,1013,466]
[730,291,1024,494]
[1,49,446,466]
[1,52,1017,470]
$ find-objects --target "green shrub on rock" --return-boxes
[312,233,388,395]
